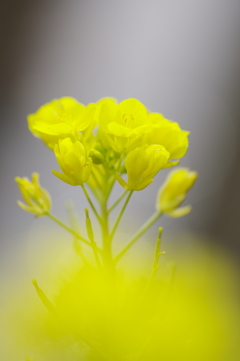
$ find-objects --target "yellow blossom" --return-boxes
[80,98,109,151]
[52,138,92,186]
[156,168,197,217]
[145,113,189,168]
[117,145,170,191]
[27,97,96,149]
[99,98,153,153]
[15,173,51,216]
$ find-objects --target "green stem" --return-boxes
[114,211,162,263]
[47,212,101,252]
[97,167,117,273]
[32,279,57,315]
[65,202,88,265]
[101,195,113,271]
[108,189,128,213]
[140,229,165,303]
[109,190,133,242]
[106,178,115,199]
[92,242,102,268]
[94,164,105,177]
[86,182,101,202]
[85,209,102,268]
[106,154,124,199]
[81,184,101,223]
[91,168,102,190]
[148,227,165,283]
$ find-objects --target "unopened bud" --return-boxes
[89,149,104,164]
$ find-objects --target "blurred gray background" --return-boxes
[1,0,240,272]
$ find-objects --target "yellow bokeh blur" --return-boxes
[1,231,240,361]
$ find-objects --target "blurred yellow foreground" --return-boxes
[1,234,240,361]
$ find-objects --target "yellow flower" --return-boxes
[156,168,197,217]
[98,98,189,163]
[145,113,189,168]
[117,145,170,191]
[15,173,51,216]
[28,97,96,149]
[52,138,92,186]
[99,98,153,153]
[80,98,109,151]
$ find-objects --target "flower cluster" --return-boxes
[13,97,199,361]
[16,96,198,271]
[27,97,190,191]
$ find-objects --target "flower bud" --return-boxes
[15,173,51,216]
[52,138,92,186]
[117,145,170,191]
[156,168,197,217]
[145,115,189,167]
[88,149,104,164]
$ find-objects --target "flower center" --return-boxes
[122,113,135,128]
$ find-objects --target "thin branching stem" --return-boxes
[47,212,101,253]
[65,202,88,265]
[148,227,165,283]
[81,184,101,223]
[106,154,124,199]
[91,168,102,189]
[85,209,102,268]
[114,211,162,263]
[108,189,128,214]
[109,190,133,242]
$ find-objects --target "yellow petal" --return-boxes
[52,170,76,186]
[166,205,192,218]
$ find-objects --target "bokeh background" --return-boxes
[1,0,240,274]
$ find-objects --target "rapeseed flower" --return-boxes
[28,97,96,149]
[117,144,170,190]
[99,98,153,153]
[156,168,197,217]
[53,138,92,186]
[15,173,51,216]
[98,98,189,164]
